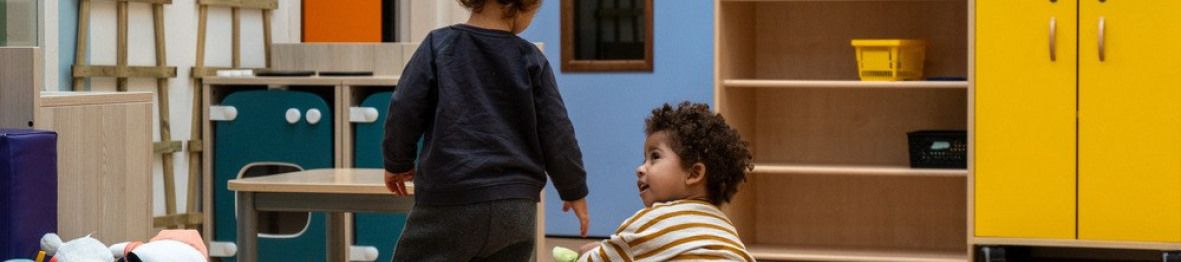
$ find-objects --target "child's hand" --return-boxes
[562,198,590,237]
[384,170,414,196]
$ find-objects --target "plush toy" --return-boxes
[108,230,206,262]
[38,233,113,262]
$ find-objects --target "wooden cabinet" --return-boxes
[715,0,969,261]
[975,0,1181,247]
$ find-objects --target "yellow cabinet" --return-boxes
[1078,0,1181,243]
[975,0,1077,239]
[978,0,1181,243]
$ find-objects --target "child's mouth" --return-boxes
[638,182,650,192]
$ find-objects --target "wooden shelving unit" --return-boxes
[724,79,968,89]
[753,163,967,177]
[714,0,969,260]
[748,245,967,262]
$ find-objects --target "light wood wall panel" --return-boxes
[0,47,41,128]
[270,43,408,75]
[36,92,154,242]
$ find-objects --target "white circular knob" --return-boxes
[218,106,238,121]
[305,109,322,125]
[363,108,379,122]
[285,108,301,124]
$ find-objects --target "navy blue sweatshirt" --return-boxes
[383,24,588,206]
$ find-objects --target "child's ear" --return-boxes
[686,162,707,185]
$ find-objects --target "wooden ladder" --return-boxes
[187,0,278,236]
[70,0,195,229]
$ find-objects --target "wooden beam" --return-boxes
[115,0,173,4]
[188,5,206,218]
[154,141,182,154]
[190,66,233,78]
[153,213,204,228]
[187,140,203,152]
[116,1,129,91]
[195,5,208,76]
[232,7,240,68]
[263,9,272,68]
[73,65,177,78]
[73,0,91,91]
[151,3,178,218]
[198,0,277,10]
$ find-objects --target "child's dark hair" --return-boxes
[458,0,540,17]
[645,102,753,206]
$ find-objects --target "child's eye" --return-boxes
[649,152,660,160]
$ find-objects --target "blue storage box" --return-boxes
[0,129,57,260]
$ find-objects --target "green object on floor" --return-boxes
[553,246,579,262]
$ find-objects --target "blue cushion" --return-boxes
[0,129,57,260]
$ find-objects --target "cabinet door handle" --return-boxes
[285,108,301,124]
[1049,17,1058,61]
[1099,16,1107,62]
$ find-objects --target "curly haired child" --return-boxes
[575,102,755,261]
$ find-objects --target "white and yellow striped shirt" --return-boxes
[579,199,754,262]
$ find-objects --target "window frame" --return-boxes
[560,0,654,72]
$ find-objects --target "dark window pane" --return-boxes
[382,0,398,42]
[574,0,646,60]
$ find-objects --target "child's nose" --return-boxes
[635,164,644,177]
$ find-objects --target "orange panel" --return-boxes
[303,0,383,42]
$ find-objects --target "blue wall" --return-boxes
[519,0,714,237]
[58,0,78,91]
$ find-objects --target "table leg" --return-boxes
[237,191,258,262]
[327,212,347,262]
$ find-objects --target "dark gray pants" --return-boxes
[391,199,537,262]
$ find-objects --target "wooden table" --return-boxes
[227,168,412,262]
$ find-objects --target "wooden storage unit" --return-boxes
[201,76,347,241]
[37,91,154,242]
[202,43,551,260]
[203,75,550,260]
[715,0,969,261]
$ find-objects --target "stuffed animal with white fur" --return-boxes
[39,233,113,262]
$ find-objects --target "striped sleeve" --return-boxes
[578,200,754,262]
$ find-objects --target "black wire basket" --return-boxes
[907,130,967,168]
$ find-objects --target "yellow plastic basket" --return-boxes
[851,39,926,81]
